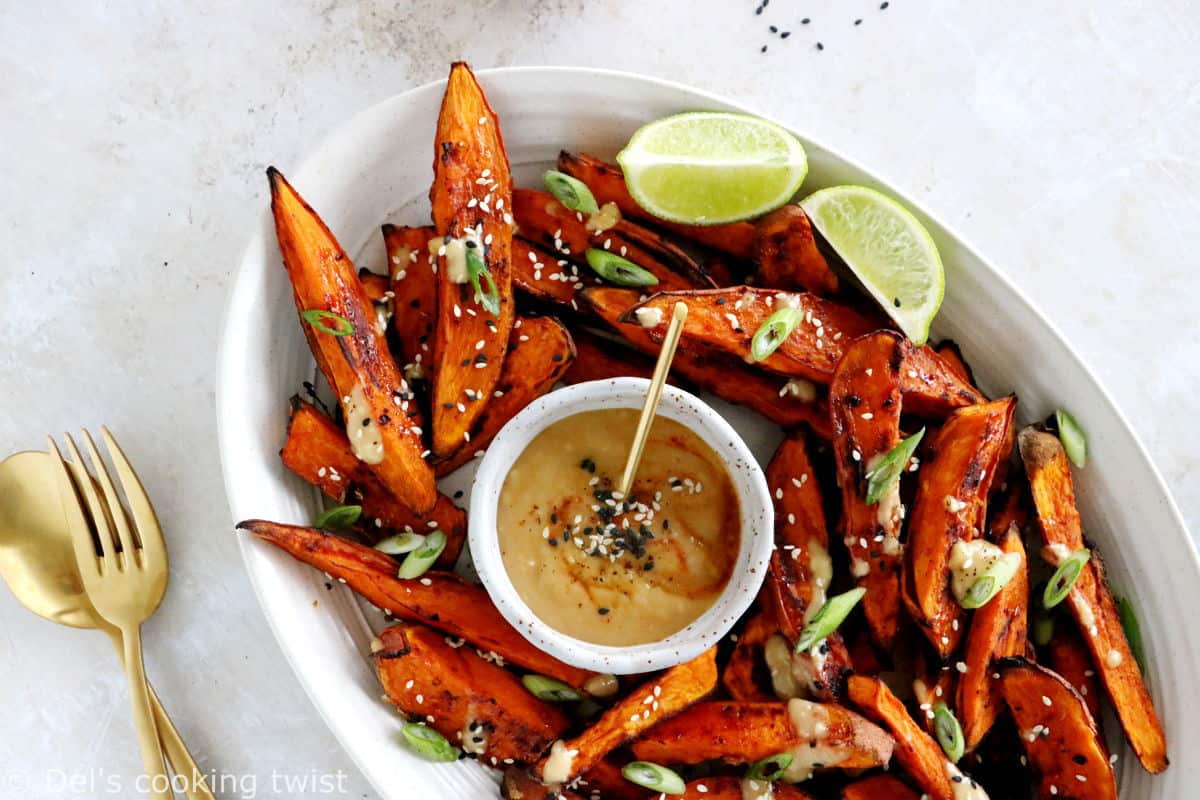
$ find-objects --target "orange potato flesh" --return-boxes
[754,204,838,295]
[382,224,438,370]
[680,776,816,799]
[840,774,921,800]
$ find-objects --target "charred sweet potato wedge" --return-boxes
[557,151,758,260]
[429,63,516,458]
[680,776,815,799]
[999,658,1117,799]
[754,205,838,295]
[934,340,975,386]
[374,623,569,764]
[912,653,957,737]
[1019,427,1168,773]
[434,316,575,476]
[562,329,662,385]
[723,609,779,702]
[958,523,1028,751]
[840,774,921,800]
[382,224,438,369]
[631,699,894,778]
[537,647,717,783]
[502,768,586,800]
[268,167,437,512]
[1048,624,1102,720]
[237,520,600,692]
[904,396,1016,657]
[829,331,907,651]
[577,759,650,800]
[510,237,585,309]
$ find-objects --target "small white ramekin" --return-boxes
[469,378,774,675]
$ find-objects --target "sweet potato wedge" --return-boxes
[723,609,779,702]
[374,623,569,764]
[580,287,833,436]
[557,151,758,260]
[577,759,650,800]
[510,237,586,309]
[934,340,975,386]
[998,658,1117,799]
[958,523,1029,751]
[840,774,921,800]
[237,520,600,692]
[1048,624,1102,720]
[754,205,838,295]
[280,398,465,568]
[912,653,957,737]
[631,699,893,780]
[562,329,661,385]
[268,167,437,512]
[904,396,1016,657]
[1018,427,1167,773]
[680,776,815,800]
[829,331,907,651]
[502,768,586,800]
[537,648,718,783]
[382,223,438,370]
[429,62,516,458]
[434,316,575,475]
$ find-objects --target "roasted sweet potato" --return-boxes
[577,759,650,800]
[382,223,438,370]
[631,700,893,780]
[429,63,516,458]
[557,151,758,260]
[754,205,838,295]
[537,648,717,784]
[280,399,465,568]
[510,237,586,309]
[680,776,815,800]
[1018,427,1167,773]
[434,316,575,475]
[358,269,390,301]
[840,774,921,800]
[999,658,1117,799]
[502,768,585,800]
[829,331,907,651]
[723,609,779,702]
[237,520,599,692]
[958,524,1028,751]
[562,329,661,385]
[904,397,1016,657]
[374,623,569,764]
[1048,624,1102,720]
[268,167,437,512]
[913,653,957,737]
[934,340,975,386]
[581,287,833,436]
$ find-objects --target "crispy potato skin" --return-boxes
[840,774,921,800]
[374,624,568,764]
[904,397,1016,656]
[557,151,758,260]
[280,399,465,568]
[1047,624,1102,720]
[577,759,651,800]
[722,609,779,702]
[382,224,438,368]
[934,340,975,386]
[434,316,574,475]
[680,776,815,799]
[958,523,1029,751]
[631,700,894,770]
[510,238,581,308]
[999,658,1117,800]
[429,63,516,458]
[268,168,437,512]
[754,205,838,295]
[237,520,597,691]
[537,648,717,783]
[1019,427,1168,773]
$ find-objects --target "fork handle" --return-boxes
[120,623,174,800]
[104,630,215,800]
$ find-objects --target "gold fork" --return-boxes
[48,429,173,800]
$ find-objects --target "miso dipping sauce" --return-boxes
[497,408,740,646]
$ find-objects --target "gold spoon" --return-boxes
[0,450,215,800]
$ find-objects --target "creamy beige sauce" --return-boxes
[945,761,991,800]
[806,537,832,623]
[765,634,803,699]
[344,383,384,464]
[780,377,818,402]
[783,698,844,782]
[542,740,577,784]
[460,719,488,756]
[634,306,664,328]
[429,235,473,284]
[866,452,905,558]
[583,673,620,698]
[585,201,622,233]
[741,777,774,800]
[497,409,740,647]
[948,539,1019,605]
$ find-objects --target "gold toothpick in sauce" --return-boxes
[618,301,689,496]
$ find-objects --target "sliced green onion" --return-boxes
[544,170,599,215]
[746,753,793,782]
[522,674,584,702]
[1043,548,1090,608]
[933,703,965,762]
[960,552,1022,610]
[585,249,659,287]
[399,722,459,762]
[621,762,685,795]
[465,249,501,316]
[1055,409,1087,468]
[397,529,447,579]
[795,587,866,653]
[1116,596,1145,673]
[1031,610,1055,647]
[300,309,353,336]
[313,504,362,530]
[864,428,926,505]
[374,531,426,555]
[749,306,803,362]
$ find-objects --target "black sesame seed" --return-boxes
[597,607,610,615]
[855,18,863,25]
[379,413,391,424]
[362,418,371,426]
[880,1,889,8]
[801,17,810,24]
[453,490,464,499]
[780,31,791,38]
[769,25,778,32]
[761,44,768,53]
[816,42,824,50]
[715,297,727,305]
[893,297,902,307]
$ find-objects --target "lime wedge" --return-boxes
[800,186,944,344]
[616,112,807,225]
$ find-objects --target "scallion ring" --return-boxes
[585,249,659,287]
[621,762,685,795]
[864,428,926,505]
[313,504,362,531]
[521,674,584,703]
[933,703,965,762]
[374,531,426,556]
[300,309,353,336]
[795,587,866,654]
[746,753,794,782]
[1043,548,1090,608]
[465,249,501,316]
[1116,596,1145,673]
[749,306,803,362]
[1055,408,1087,468]
[543,169,599,215]
[960,552,1022,609]
[399,722,459,762]
[397,529,447,579]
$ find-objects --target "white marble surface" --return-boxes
[1,1,1197,798]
